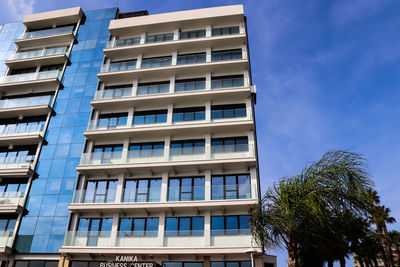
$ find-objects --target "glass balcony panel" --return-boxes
[19,25,74,39]
[0,192,24,205]
[0,155,34,169]
[80,151,122,165]
[100,61,137,73]
[0,70,61,84]
[9,46,68,61]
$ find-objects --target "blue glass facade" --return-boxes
[14,8,118,253]
[0,23,24,76]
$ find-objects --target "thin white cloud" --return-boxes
[6,0,35,20]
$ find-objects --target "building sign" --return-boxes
[99,256,157,267]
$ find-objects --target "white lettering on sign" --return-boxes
[115,256,138,262]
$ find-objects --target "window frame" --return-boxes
[123,178,162,202]
[165,216,204,236]
[167,176,205,201]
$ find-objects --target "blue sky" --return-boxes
[1,0,400,266]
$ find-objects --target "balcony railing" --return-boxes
[100,61,137,73]
[0,155,35,169]
[0,70,62,84]
[0,95,52,110]
[0,192,25,205]
[79,144,254,167]
[63,230,253,248]
[9,46,68,61]
[70,184,256,205]
[18,25,74,40]
[105,28,243,49]
[0,123,44,137]
[0,231,13,248]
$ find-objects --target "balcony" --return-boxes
[104,34,246,61]
[69,184,257,213]
[77,144,256,175]
[60,230,260,255]
[0,192,25,213]
[0,123,45,146]
[0,70,62,92]
[0,155,35,178]
[85,117,253,141]
[0,231,13,254]
[6,46,69,68]
[15,26,75,49]
[97,58,248,84]
[0,95,52,119]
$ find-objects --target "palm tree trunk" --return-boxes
[382,223,394,266]
[287,240,298,267]
[375,221,388,267]
[394,243,400,266]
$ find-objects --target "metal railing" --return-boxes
[0,155,35,169]
[0,192,25,205]
[79,144,254,166]
[0,70,62,84]
[100,61,137,73]
[72,189,117,204]
[0,123,44,137]
[9,46,68,61]
[63,230,253,248]
[0,95,52,110]
[19,25,74,40]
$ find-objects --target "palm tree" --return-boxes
[388,230,400,267]
[250,150,373,267]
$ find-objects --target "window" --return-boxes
[211,104,246,120]
[211,137,248,153]
[164,263,203,267]
[145,33,173,43]
[165,216,204,236]
[129,142,164,158]
[177,53,206,65]
[173,107,205,122]
[10,67,36,75]
[0,217,17,234]
[0,116,46,135]
[141,56,172,69]
[84,180,117,203]
[133,110,167,125]
[168,177,205,201]
[175,78,205,92]
[211,262,251,267]
[40,64,63,72]
[102,85,132,99]
[108,60,136,72]
[97,113,128,129]
[211,49,242,61]
[0,182,26,198]
[115,37,141,47]
[211,174,251,200]
[123,179,161,202]
[119,217,159,237]
[77,218,113,246]
[137,81,170,95]
[211,215,250,235]
[212,26,240,36]
[92,144,123,164]
[180,30,206,40]
[170,140,205,156]
[211,75,244,89]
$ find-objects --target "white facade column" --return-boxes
[245,98,252,120]
[172,51,178,66]
[116,173,124,203]
[204,170,211,201]
[205,72,212,90]
[205,101,211,123]
[110,213,120,246]
[243,71,250,87]
[132,79,138,96]
[173,29,179,40]
[250,167,258,199]
[167,104,173,125]
[247,132,255,157]
[242,45,248,60]
[169,76,175,93]
[239,22,246,34]
[136,54,143,69]
[206,48,212,63]
[164,135,171,161]
[140,33,146,44]
[204,210,211,246]
[206,25,212,37]
[157,211,166,246]
[127,107,134,127]
[122,138,130,164]
[161,171,169,202]
[205,133,211,160]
